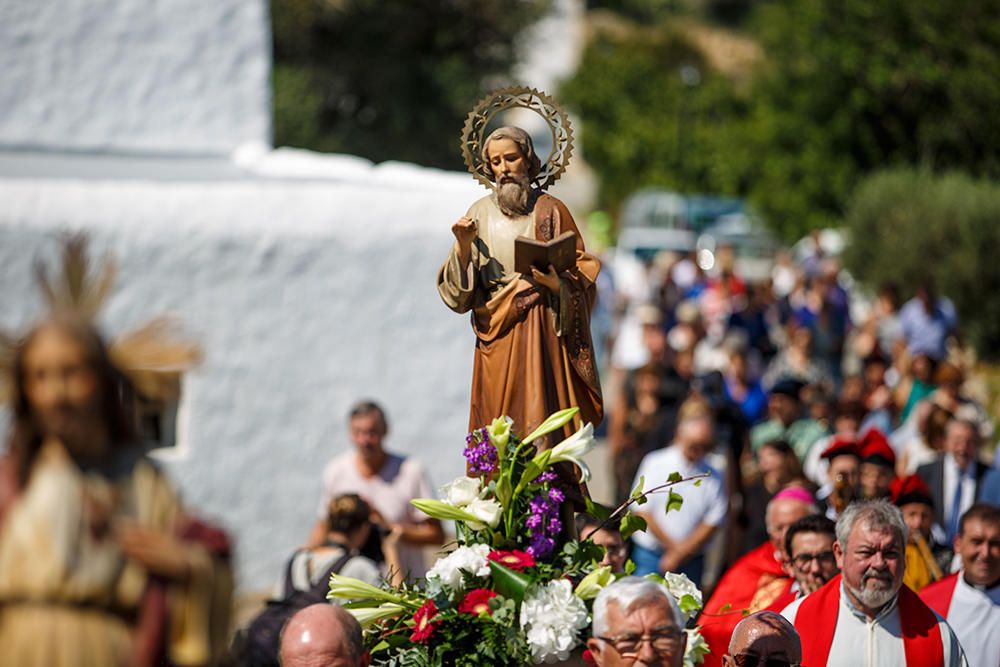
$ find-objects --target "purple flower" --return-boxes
[537,471,558,484]
[527,534,556,559]
[463,439,498,476]
[548,487,565,504]
[547,516,563,534]
[525,514,543,530]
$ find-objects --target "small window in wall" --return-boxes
[134,373,182,452]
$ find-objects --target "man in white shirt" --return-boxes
[308,401,443,579]
[921,504,1000,667]
[781,499,966,667]
[631,397,728,584]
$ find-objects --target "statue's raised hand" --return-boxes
[451,216,478,250]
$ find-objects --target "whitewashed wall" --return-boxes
[0,0,270,154]
[0,162,485,590]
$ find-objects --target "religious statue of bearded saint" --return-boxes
[437,126,603,444]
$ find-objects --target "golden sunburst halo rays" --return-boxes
[0,235,201,406]
[461,87,574,192]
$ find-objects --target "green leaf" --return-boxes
[489,561,535,604]
[584,497,612,522]
[693,479,703,487]
[666,490,684,514]
[667,471,682,484]
[624,559,636,575]
[514,453,551,495]
[631,475,646,497]
[679,593,702,615]
[620,513,647,541]
[495,473,513,508]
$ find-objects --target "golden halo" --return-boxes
[461,87,574,191]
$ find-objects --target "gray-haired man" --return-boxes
[587,576,686,667]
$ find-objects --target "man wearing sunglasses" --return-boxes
[588,577,686,667]
[722,610,801,667]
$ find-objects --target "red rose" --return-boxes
[487,549,536,571]
[410,600,440,643]
[582,648,596,664]
[458,588,498,616]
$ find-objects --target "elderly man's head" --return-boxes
[765,489,818,560]
[588,577,686,667]
[280,604,369,667]
[723,611,801,667]
[834,500,907,618]
[481,126,541,217]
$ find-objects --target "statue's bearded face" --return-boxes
[487,138,532,217]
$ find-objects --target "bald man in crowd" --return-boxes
[697,487,816,667]
[722,611,802,667]
[280,604,370,667]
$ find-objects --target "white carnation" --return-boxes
[425,543,491,597]
[519,579,589,664]
[464,497,502,531]
[441,476,482,508]
[662,571,702,623]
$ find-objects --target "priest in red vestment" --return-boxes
[697,487,816,667]
[921,503,1000,667]
[781,499,966,667]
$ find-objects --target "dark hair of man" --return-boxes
[8,315,138,486]
[576,513,622,536]
[348,399,388,431]
[326,494,371,535]
[784,514,837,558]
[959,503,1000,536]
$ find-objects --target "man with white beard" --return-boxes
[781,499,967,666]
[438,126,603,440]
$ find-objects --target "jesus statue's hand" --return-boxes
[530,264,561,293]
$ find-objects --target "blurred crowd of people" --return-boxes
[596,236,1000,666]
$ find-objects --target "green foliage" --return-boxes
[564,0,1000,241]
[560,25,749,217]
[620,512,647,540]
[842,168,1000,357]
[270,0,549,169]
[665,489,684,513]
[737,0,1000,239]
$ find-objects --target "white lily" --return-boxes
[522,407,580,445]
[574,565,613,600]
[327,573,404,604]
[347,603,408,627]
[487,416,514,454]
[547,422,596,482]
[441,475,482,508]
[464,497,502,531]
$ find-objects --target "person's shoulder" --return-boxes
[779,593,806,622]
[640,445,679,467]
[468,195,495,215]
[920,572,959,610]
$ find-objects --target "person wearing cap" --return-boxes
[750,378,828,461]
[696,488,817,667]
[921,504,1000,667]
[859,429,897,500]
[893,474,953,592]
[815,437,861,520]
[802,398,867,487]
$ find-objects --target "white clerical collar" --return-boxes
[840,580,899,623]
[960,570,1000,602]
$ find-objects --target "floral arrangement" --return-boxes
[329,408,709,666]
